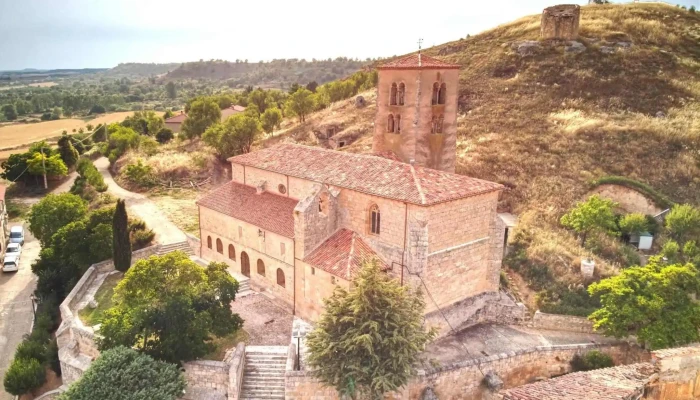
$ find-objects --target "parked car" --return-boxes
[2,256,19,272]
[4,243,21,261]
[8,226,24,245]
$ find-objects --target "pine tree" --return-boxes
[112,199,131,272]
[305,260,436,400]
[57,135,79,169]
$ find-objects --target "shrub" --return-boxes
[3,358,46,396]
[124,160,157,188]
[131,228,155,249]
[139,137,159,156]
[570,351,614,372]
[89,104,106,114]
[155,128,174,144]
[47,340,61,376]
[14,340,47,363]
[128,218,147,232]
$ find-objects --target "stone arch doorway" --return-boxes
[241,252,250,277]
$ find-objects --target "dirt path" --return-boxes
[94,157,186,245]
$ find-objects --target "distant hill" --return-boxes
[164,58,370,88]
[0,68,108,80]
[102,63,181,77]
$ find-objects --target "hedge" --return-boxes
[590,176,674,210]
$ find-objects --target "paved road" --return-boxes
[0,227,40,400]
[94,157,186,244]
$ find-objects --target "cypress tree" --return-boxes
[112,199,131,272]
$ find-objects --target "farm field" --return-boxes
[0,111,160,150]
[0,81,58,90]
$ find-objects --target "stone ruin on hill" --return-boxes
[541,4,581,40]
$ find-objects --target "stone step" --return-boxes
[246,354,286,360]
[242,386,285,394]
[245,359,286,365]
[240,396,284,400]
[242,378,285,386]
[244,372,286,378]
[244,366,286,373]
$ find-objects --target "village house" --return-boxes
[196,54,507,330]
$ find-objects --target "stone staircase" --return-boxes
[240,346,287,399]
[156,241,194,256]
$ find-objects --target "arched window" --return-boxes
[398,83,405,106]
[387,114,395,133]
[228,244,236,261]
[216,238,223,254]
[431,116,436,134]
[438,83,447,105]
[241,252,250,277]
[207,236,212,249]
[432,82,439,105]
[257,259,265,276]
[277,268,285,288]
[369,204,381,235]
[390,83,397,106]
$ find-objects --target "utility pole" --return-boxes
[41,143,47,189]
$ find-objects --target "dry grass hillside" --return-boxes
[260,3,700,312]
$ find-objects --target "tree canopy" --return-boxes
[203,113,260,159]
[260,107,283,136]
[28,193,88,246]
[305,260,436,400]
[58,346,185,400]
[560,195,618,246]
[284,88,315,123]
[98,252,243,363]
[588,257,700,349]
[181,98,221,139]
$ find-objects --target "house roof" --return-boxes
[304,229,386,280]
[165,113,187,123]
[228,143,502,206]
[196,181,298,238]
[501,363,656,400]
[377,54,461,70]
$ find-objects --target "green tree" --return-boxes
[0,152,32,183]
[619,213,649,236]
[181,98,221,139]
[305,260,436,400]
[155,128,174,144]
[28,193,88,246]
[288,83,301,94]
[97,252,243,363]
[58,135,80,169]
[165,81,177,99]
[2,104,18,120]
[588,258,700,349]
[113,199,131,272]
[3,358,45,396]
[260,107,282,136]
[284,88,315,123]
[27,153,68,179]
[203,113,261,159]
[665,204,700,245]
[163,109,174,120]
[560,195,618,246]
[247,88,270,115]
[58,347,185,400]
[14,100,33,115]
[306,80,319,93]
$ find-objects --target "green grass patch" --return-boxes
[6,198,30,221]
[202,329,250,361]
[79,273,122,326]
[591,176,675,210]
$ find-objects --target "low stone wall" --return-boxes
[183,360,229,399]
[57,244,161,385]
[424,291,527,336]
[227,343,246,400]
[528,310,595,334]
[285,342,646,400]
[186,232,201,257]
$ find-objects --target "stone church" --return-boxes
[197,54,509,332]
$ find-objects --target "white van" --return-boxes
[9,226,24,245]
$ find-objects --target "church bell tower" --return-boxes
[372,49,460,172]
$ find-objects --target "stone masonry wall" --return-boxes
[285,342,644,400]
[528,310,595,334]
[182,360,230,399]
[645,346,700,400]
[186,232,201,257]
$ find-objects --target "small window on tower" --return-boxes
[398,83,405,106]
[390,83,397,106]
[396,115,401,134]
[387,114,395,133]
[438,83,447,105]
[369,204,381,235]
[432,82,439,105]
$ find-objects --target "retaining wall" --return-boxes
[528,310,595,334]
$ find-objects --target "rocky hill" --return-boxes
[266,2,700,310]
[102,63,181,77]
[164,58,369,88]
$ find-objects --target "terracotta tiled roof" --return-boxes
[304,229,386,280]
[228,144,502,206]
[501,363,657,400]
[196,181,297,237]
[377,54,460,70]
[165,113,187,123]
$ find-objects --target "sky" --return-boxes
[0,0,698,70]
